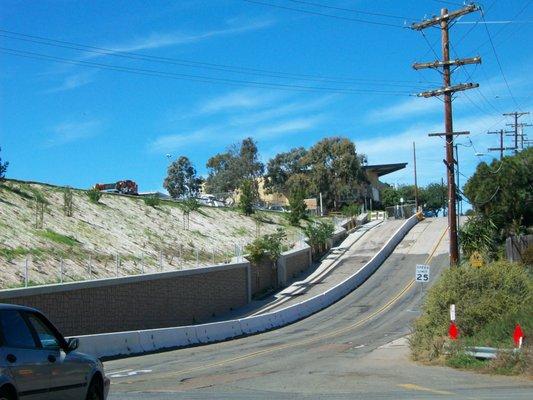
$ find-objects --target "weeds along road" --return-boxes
[105,218,533,399]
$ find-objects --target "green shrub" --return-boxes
[86,188,102,204]
[410,261,532,363]
[342,203,360,218]
[245,228,286,264]
[143,195,160,208]
[303,220,335,249]
[36,229,79,246]
[459,212,498,259]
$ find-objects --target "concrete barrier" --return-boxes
[76,330,143,359]
[195,320,243,343]
[72,215,420,359]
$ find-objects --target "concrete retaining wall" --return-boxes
[277,245,312,286]
[0,262,250,336]
[71,214,421,359]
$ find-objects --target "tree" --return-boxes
[181,197,200,229]
[301,137,366,210]
[164,156,201,199]
[463,148,532,236]
[0,147,8,180]
[421,183,446,216]
[287,188,307,226]
[63,187,74,217]
[264,147,308,196]
[238,179,255,216]
[205,137,264,196]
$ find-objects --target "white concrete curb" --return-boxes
[73,214,420,359]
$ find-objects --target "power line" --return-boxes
[480,11,521,110]
[242,0,405,28]
[286,0,413,21]
[0,47,412,95]
[0,28,435,87]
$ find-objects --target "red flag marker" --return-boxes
[513,324,524,348]
[449,321,458,340]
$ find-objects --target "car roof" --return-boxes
[0,303,40,313]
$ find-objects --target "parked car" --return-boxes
[0,304,109,400]
[268,204,287,212]
[423,210,437,218]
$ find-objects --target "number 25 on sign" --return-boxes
[415,264,430,283]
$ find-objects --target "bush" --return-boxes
[459,212,498,260]
[303,220,335,249]
[245,228,286,264]
[342,203,360,218]
[143,195,160,208]
[410,261,532,364]
[86,188,102,204]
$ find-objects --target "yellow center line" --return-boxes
[116,220,449,384]
[398,383,454,396]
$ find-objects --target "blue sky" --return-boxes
[1,0,532,199]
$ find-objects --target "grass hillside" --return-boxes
[0,180,300,289]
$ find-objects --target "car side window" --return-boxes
[25,313,62,350]
[0,310,38,349]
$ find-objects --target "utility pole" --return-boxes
[411,5,480,267]
[487,129,514,160]
[503,112,531,154]
[454,144,461,244]
[413,142,419,210]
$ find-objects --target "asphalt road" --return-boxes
[105,218,533,399]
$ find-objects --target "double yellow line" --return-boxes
[116,222,449,384]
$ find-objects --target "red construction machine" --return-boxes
[94,180,138,195]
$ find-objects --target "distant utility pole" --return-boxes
[503,112,531,153]
[413,142,419,210]
[487,129,514,160]
[411,4,481,267]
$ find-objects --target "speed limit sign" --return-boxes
[415,264,430,283]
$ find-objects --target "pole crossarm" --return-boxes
[416,83,478,98]
[428,131,470,137]
[410,4,479,30]
[413,56,481,70]
[488,147,515,151]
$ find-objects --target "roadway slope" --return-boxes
[103,217,532,399]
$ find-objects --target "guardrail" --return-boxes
[73,213,421,359]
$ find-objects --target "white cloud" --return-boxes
[367,97,441,123]
[199,89,283,114]
[82,19,275,59]
[149,114,325,153]
[355,112,513,186]
[46,120,101,147]
[45,71,96,93]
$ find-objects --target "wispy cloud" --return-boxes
[45,71,96,93]
[199,89,283,114]
[354,112,514,185]
[46,120,102,147]
[83,18,275,59]
[150,89,332,153]
[367,97,441,123]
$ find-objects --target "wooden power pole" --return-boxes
[487,129,514,160]
[413,142,419,210]
[504,112,531,153]
[411,5,481,267]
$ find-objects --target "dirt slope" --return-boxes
[0,180,300,288]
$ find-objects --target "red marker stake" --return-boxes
[513,324,524,348]
[449,321,458,340]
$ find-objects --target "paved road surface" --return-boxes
[105,218,533,399]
